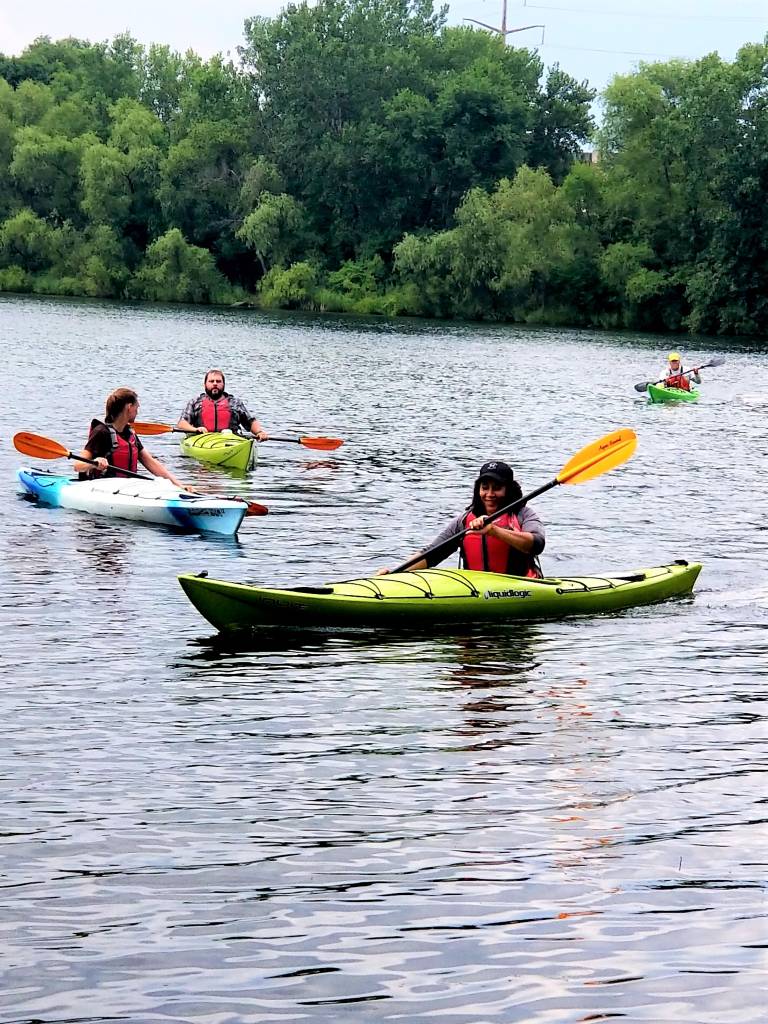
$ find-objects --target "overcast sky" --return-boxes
[2,0,766,99]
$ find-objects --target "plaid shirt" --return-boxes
[180,393,256,432]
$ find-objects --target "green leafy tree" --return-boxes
[10,128,91,223]
[527,65,595,183]
[394,166,584,319]
[128,227,238,303]
[80,99,165,247]
[237,193,313,274]
[11,80,54,126]
[159,122,253,276]
[258,260,321,309]
[0,208,55,272]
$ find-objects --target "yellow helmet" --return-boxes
[668,351,681,362]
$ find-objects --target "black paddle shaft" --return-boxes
[68,451,151,481]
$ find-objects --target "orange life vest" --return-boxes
[664,371,690,390]
[460,511,540,577]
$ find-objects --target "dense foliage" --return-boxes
[1,1,767,335]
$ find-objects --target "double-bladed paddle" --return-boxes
[12,432,269,516]
[133,420,344,450]
[634,356,725,393]
[390,428,638,574]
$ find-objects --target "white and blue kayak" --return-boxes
[17,467,248,536]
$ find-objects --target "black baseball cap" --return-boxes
[477,460,515,484]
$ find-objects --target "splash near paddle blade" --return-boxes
[556,428,637,485]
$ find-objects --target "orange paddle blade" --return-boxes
[556,428,637,485]
[244,501,269,516]
[298,436,344,451]
[268,434,344,450]
[13,432,71,460]
[133,421,174,435]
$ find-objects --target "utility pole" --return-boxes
[464,0,545,43]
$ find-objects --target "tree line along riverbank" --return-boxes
[2,0,767,336]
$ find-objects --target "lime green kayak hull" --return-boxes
[180,431,256,470]
[647,383,699,403]
[178,561,702,632]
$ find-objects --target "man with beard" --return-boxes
[176,369,269,440]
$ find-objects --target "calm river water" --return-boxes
[1,295,766,1023]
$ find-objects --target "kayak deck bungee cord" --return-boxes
[178,561,702,632]
[180,431,256,471]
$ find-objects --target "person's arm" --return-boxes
[177,418,206,434]
[74,425,109,475]
[468,505,546,556]
[248,418,269,441]
[232,398,268,440]
[177,399,206,434]
[139,449,187,489]
[470,520,536,553]
[689,368,701,384]
[73,449,108,475]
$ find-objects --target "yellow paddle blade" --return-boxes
[133,420,174,435]
[556,428,637,485]
[13,431,70,460]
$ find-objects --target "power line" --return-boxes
[523,3,765,22]
[540,42,693,58]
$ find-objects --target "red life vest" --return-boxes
[105,423,140,476]
[460,511,540,577]
[201,396,232,432]
[664,371,690,390]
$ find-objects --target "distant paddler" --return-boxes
[663,352,700,391]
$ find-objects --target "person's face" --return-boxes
[205,373,225,398]
[669,359,681,371]
[479,479,507,513]
[126,399,140,423]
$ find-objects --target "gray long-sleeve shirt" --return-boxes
[420,503,546,569]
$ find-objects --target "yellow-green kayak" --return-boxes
[180,431,256,471]
[178,561,702,632]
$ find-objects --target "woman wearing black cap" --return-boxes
[383,460,545,577]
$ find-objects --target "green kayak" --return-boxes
[178,561,702,632]
[647,383,699,404]
[180,431,256,471]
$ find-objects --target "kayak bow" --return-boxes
[180,431,256,471]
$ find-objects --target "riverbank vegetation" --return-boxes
[1,0,767,335]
